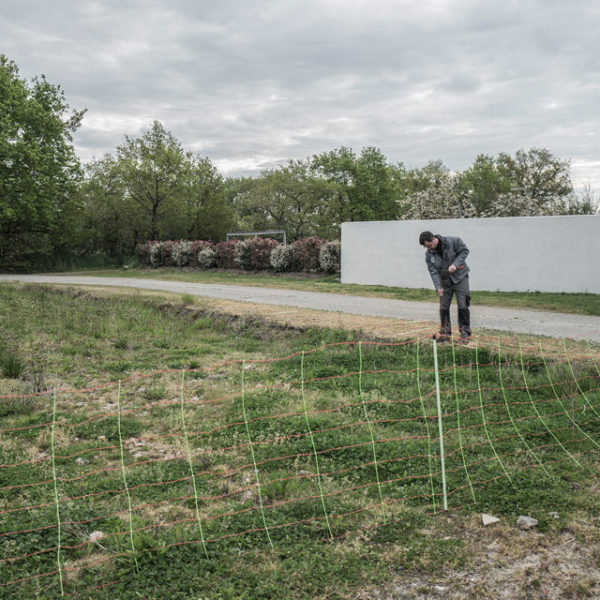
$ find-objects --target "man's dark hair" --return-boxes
[419,231,434,246]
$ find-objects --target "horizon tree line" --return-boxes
[1,54,597,271]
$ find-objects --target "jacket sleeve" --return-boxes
[426,254,441,290]
[451,237,469,268]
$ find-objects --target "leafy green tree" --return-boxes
[401,159,450,194]
[496,148,573,210]
[311,146,400,224]
[77,123,234,255]
[75,154,134,257]
[0,55,85,270]
[115,120,188,243]
[229,160,333,240]
[455,154,512,215]
[181,156,236,241]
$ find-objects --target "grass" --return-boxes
[0,283,599,600]
[64,267,600,316]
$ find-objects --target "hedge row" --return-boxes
[136,237,341,273]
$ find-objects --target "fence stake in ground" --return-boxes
[50,389,65,597]
[432,336,448,512]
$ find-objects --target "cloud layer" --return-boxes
[2,0,599,186]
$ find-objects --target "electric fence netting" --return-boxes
[1,335,599,598]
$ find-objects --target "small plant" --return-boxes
[181,294,196,305]
[142,384,167,401]
[114,337,128,350]
[0,396,34,417]
[0,351,25,379]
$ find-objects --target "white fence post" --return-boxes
[432,336,448,511]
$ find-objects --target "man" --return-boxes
[419,231,471,343]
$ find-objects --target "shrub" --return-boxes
[234,240,253,270]
[270,244,296,272]
[247,238,280,270]
[215,240,239,269]
[136,241,158,266]
[318,241,341,273]
[189,241,214,267]
[197,248,217,269]
[171,240,193,267]
[149,243,163,267]
[148,241,175,267]
[293,236,327,272]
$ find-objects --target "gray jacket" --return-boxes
[425,235,470,291]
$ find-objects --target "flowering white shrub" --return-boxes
[233,240,253,270]
[171,241,193,267]
[318,241,340,274]
[399,179,477,220]
[270,244,296,272]
[197,248,217,269]
[481,193,548,217]
[149,243,163,267]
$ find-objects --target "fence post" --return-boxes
[432,336,448,511]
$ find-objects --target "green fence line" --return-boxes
[1,338,599,598]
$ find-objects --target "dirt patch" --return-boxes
[355,512,600,599]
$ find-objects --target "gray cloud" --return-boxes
[2,0,599,187]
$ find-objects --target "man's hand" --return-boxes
[437,288,444,297]
[448,264,457,274]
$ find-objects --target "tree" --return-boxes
[75,154,134,257]
[401,149,582,220]
[230,160,330,240]
[115,120,188,243]
[311,146,400,225]
[455,154,512,215]
[181,156,235,241]
[496,147,574,212]
[0,55,85,270]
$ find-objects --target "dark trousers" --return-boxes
[439,276,471,338]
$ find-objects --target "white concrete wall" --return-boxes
[341,215,600,293]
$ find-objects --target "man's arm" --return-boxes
[426,254,442,292]
[450,237,469,270]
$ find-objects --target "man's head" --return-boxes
[419,231,439,250]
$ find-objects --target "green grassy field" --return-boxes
[1,283,599,599]
[72,267,600,316]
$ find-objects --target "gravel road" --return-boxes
[1,274,599,343]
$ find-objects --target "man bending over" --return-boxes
[419,231,471,343]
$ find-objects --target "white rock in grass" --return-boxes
[89,531,104,543]
[481,513,500,526]
[75,457,90,465]
[517,515,538,530]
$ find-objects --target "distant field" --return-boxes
[1,284,599,600]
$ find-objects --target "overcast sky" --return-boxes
[2,0,599,188]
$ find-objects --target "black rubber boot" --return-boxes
[458,308,471,339]
[439,309,451,341]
